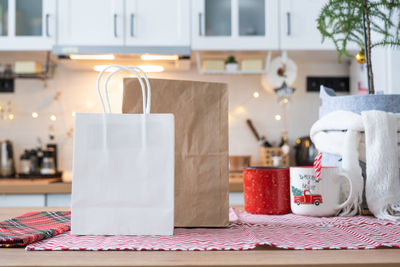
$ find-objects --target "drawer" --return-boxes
[229,192,244,206]
[0,194,45,207]
[46,194,71,207]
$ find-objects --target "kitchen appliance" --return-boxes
[295,136,318,166]
[47,143,58,172]
[0,140,15,177]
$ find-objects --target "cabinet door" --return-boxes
[237,0,278,49]
[125,0,190,48]
[192,0,278,50]
[192,0,231,50]
[57,0,124,46]
[280,0,335,50]
[0,0,55,50]
[0,0,9,37]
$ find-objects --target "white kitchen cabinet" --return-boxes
[192,0,279,50]
[279,0,358,51]
[0,0,56,50]
[57,0,124,47]
[55,0,190,54]
[125,0,190,47]
[279,0,335,50]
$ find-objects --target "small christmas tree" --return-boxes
[317,0,400,94]
[292,186,304,196]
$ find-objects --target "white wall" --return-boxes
[353,48,400,95]
[0,54,349,177]
[386,49,400,94]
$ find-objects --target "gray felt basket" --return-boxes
[318,86,400,209]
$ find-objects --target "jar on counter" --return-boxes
[40,150,56,175]
[29,150,39,175]
[20,150,30,175]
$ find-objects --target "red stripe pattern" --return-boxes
[314,152,323,182]
[0,211,70,247]
[26,209,400,251]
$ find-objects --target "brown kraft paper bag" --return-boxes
[122,78,229,227]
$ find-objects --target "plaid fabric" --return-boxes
[0,211,70,247]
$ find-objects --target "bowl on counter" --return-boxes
[229,155,251,172]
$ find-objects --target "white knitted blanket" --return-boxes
[310,110,400,220]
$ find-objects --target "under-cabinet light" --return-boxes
[141,54,178,61]
[93,65,164,73]
[70,54,115,60]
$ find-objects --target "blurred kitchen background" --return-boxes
[0,0,399,206]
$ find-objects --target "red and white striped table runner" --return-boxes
[26,208,400,251]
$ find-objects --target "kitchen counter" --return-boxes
[1,207,400,267]
[0,178,242,194]
[0,179,71,194]
[0,179,242,207]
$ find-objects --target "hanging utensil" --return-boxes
[246,119,272,147]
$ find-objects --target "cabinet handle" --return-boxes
[113,14,118,38]
[46,14,50,37]
[286,12,291,36]
[198,13,203,36]
[130,13,134,37]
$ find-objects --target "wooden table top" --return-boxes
[1,207,400,267]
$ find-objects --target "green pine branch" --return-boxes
[318,0,400,55]
[317,0,400,94]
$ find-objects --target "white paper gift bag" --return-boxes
[71,65,174,235]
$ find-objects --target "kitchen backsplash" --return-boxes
[0,57,349,176]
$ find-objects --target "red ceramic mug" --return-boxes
[243,167,290,214]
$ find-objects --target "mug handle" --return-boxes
[336,172,354,210]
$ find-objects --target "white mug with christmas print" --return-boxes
[290,167,354,217]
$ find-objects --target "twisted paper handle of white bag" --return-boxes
[96,65,151,114]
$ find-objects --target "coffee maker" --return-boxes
[294,136,318,166]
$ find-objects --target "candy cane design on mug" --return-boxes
[314,152,323,182]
